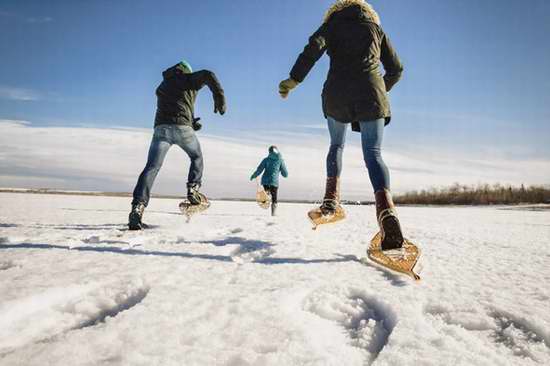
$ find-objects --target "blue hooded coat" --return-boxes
[250,149,288,187]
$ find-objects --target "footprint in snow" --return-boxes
[304,287,397,365]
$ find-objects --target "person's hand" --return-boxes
[214,94,226,115]
[192,117,202,131]
[279,78,299,99]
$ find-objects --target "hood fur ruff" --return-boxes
[324,0,380,25]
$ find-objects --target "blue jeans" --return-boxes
[326,117,390,192]
[132,124,203,206]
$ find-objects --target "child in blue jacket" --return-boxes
[250,146,288,216]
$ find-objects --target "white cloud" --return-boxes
[0,10,52,24]
[25,16,53,24]
[0,86,42,101]
[0,120,548,201]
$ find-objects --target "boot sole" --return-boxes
[381,216,404,250]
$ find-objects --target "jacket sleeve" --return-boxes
[250,159,266,180]
[289,24,328,83]
[380,32,403,92]
[190,70,225,97]
[280,160,288,178]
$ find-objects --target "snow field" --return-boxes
[0,193,549,365]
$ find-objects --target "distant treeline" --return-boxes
[394,184,550,205]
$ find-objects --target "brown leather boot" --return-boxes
[320,177,340,215]
[375,189,404,250]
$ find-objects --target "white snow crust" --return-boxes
[1,193,549,365]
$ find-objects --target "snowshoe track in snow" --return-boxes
[0,260,18,271]
[489,310,549,361]
[304,287,397,365]
[76,285,149,329]
[0,279,150,353]
[230,239,275,264]
[178,235,276,263]
[425,304,550,363]
[81,235,129,245]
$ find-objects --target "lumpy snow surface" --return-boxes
[1,193,549,365]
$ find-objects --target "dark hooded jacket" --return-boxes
[154,65,225,127]
[289,4,403,131]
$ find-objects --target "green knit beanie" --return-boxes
[177,60,193,74]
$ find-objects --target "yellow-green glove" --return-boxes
[279,78,299,99]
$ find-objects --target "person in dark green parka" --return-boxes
[250,146,288,216]
[279,0,405,250]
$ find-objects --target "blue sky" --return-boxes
[1,0,549,149]
[0,0,549,195]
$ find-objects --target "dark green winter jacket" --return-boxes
[250,151,288,187]
[289,4,403,131]
[154,65,225,127]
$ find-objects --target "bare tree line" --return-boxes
[394,183,550,205]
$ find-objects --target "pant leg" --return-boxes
[132,127,172,206]
[173,125,204,185]
[269,186,278,204]
[359,118,390,192]
[326,116,348,177]
[262,185,272,200]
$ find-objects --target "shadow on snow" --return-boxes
[0,242,359,266]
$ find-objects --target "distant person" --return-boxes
[278,0,405,249]
[129,60,226,230]
[250,146,288,216]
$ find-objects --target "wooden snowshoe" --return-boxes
[256,186,271,210]
[365,232,421,281]
[179,193,210,222]
[307,205,346,230]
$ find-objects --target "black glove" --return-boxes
[214,94,226,115]
[192,117,202,131]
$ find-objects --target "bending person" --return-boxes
[129,60,226,230]
[278,0,404,249]
[250,146,288,216]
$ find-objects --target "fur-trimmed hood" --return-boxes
[324,0,380,25]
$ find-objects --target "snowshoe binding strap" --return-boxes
[320,199,338,216]
[187,183,205,205]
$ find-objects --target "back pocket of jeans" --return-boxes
[154,126,168,139]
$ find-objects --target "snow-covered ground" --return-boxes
[1,193,549,366]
